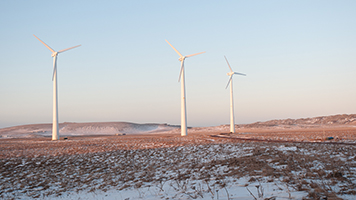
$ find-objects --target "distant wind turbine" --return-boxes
[34,34,81,140]
[166,40,205,136]
[224,56,246,133]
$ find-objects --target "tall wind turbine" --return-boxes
[34,34,81,141]
[224,56,246,133]
[166,40,205,136]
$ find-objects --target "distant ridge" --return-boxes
[1,114,355,139]
[242,114,356,128]
[0,122,179,139]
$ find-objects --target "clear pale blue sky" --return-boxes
[1,1,355,128]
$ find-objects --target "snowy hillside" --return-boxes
[241,114,356,129]
[0,122,179,139]
[1,114,356,139]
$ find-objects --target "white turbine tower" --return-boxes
[166,40,205,136]
[224,56,246,133]
[34,34,81,141]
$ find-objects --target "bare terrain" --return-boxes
[1,114,356,199]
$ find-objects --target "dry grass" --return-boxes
[1,127,356,199]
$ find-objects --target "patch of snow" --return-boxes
[0,122,178,138]
[276,145,297,151]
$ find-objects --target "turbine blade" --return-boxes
[165,40,183,57]
[224,56,233,72]
[33,34,55,53]
[52,56,57,81]
[58,45,81,53]
[185,51,206,58]
[178,61,184,82]
[225,75,233,89]
[234,72,246,76]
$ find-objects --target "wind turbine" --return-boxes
[166,40,205,136]
[224,56,246,133]
[34,34,81,141]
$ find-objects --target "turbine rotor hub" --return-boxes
[178,56,186,62]
[51,52,58,57]
[227,72,234,76]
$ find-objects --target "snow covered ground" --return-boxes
[1,117,356,199]
[46,177,307,200]
[1,138,356,200]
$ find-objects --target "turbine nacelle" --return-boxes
[227,72,234,76]
[178,56,186,62]
[51,52,58,57]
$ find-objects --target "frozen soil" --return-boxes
[1,130,356,200]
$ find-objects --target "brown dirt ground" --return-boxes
[1,126,356,159]
[1,126,356,199]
